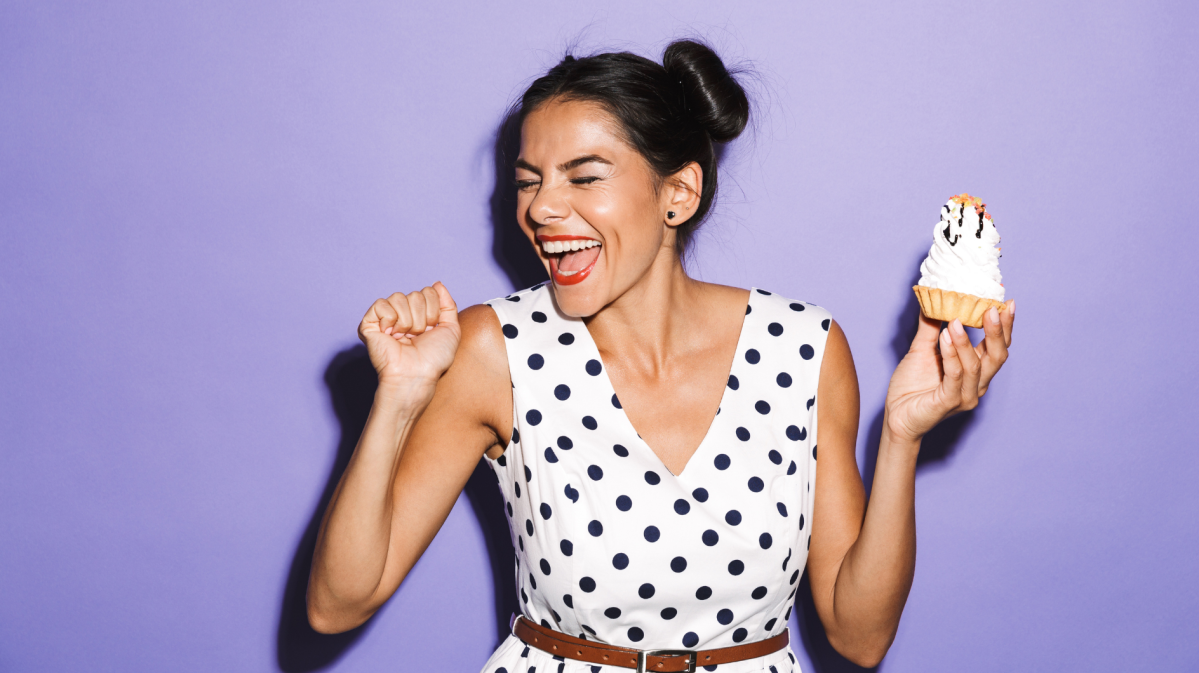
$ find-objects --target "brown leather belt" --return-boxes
[513,615,790,673]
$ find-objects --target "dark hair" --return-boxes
[517,39,750,255]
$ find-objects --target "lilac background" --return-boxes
[2,1,1197,671]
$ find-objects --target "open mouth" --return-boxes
[540,236,602,286]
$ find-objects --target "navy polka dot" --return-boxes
[644,525,660,542]
[582,415,597,430]
[777,502,788,517]
[714,454,731,470]
[745,349,760,364]
[768,450,782,464]
[557,435,574,450]
[613,444,629,457]
[728,375,740,390]
[531,311,547,323]
[587,465,603,480]
[525,409,542,425]
[604,607,621,619]
[822,318,831,331]
[768,322,784,336]
[580,577,596,592]
[787,461,797,475]
[726,510,742,526]
[502,324,519,339]
[729,560,745,575]
[638,583,656,599]
[807,396,815,410]
[564,484,579,502]
[644,471,661,485]
[588,520,603,536]
[776,372,792,387]
[612,553,629,570]
[670,556,688,572]
[661,607,677,620]
[759,533,773,549]
[628,627,644,642]
[558,333,575,345]
[786,425,807,441]
[732,628,748,642]
[611,394,621,409]
[525,465,532,482]
[813,446,818,460]
[756,289,772,295]
[560,540,573,556]
[765,618,777,631]
[540,559,551,575]
[748,477,764,492]
[616,495,632,511]
[515,482,522,498]
[692,487,709,502]
[752,586,768,600]
[585,359,602,376]
[799,514,805,530]
[789,302,805,311]
[695,586,712,600]
[717,609,734,625]
[736,427,751,441]
[528,354,545,370]
[674,499,691,515]
[540,503,552,519]
[543,447,558,463]
[800,344,815,360]
[525,520,533,535]
[554,384,571,400]
[755,400,771,414]
[790,569,800,584]
[682,632,699,648]
[702,530,719,546]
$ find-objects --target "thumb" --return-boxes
[909,313,942,353]
[432,281,460,329]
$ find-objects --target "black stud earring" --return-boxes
[667,211,676,219]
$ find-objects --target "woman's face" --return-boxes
[515,98,687,317]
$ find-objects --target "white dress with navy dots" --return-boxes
[479,283,831,673]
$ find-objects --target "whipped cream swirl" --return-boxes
[917,195,1004,301]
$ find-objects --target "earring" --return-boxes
[667,211,676,219]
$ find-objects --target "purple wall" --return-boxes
[2,1,1196,671]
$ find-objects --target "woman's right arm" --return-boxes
[306,282,512,634]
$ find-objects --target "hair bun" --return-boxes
[662,40,749,143]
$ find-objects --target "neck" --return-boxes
[584,244,703,371]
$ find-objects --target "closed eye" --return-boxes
[571,176,601,185]
[514,179,540,191]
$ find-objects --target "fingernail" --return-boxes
[951,319,965,336]
[940,328,951,346]
[1010,299,1016,317]
[384,327,393,335]
[424,326,434,332]
[987,307,999,324]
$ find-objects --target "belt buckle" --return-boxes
[636,648,697,673]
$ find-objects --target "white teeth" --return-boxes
[542,239,601,254]
[558,269,578,276]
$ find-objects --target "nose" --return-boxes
[527,180,570,226]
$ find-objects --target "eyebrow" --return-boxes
[514,154,613,175]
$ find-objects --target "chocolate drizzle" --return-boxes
[942,203,961,246]
[975,205,986,238]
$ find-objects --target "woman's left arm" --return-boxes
[807,302,1015,667]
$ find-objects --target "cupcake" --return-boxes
[913,193,1007,328]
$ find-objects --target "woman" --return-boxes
[306,40,1015,671]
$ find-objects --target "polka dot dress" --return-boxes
[479,283,831,673]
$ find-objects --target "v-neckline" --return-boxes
[562,287,755,479]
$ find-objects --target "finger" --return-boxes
[948,319,981,408]
[432,281,460,328]
[406,290,429,335]
[364,298,398,336]
[909,313,942,352]
[420,286,440,330]
[978,306,1009,393]
[386,292,414,336]
[1000,299,1015,347]
[937,327,964,408]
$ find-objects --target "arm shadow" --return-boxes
[276,110,541,669]
[793,253,977,673]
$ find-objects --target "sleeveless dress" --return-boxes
[479,283,832,673]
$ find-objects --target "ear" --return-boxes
[662,161,703,227]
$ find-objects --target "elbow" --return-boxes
[826,630,893,669]
[306,587,370,635]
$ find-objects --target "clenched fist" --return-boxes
[358,282,461,401]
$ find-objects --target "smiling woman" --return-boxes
[305,39,1014,672]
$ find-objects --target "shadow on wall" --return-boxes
[793,253,979,673]
[275,112,544,670]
